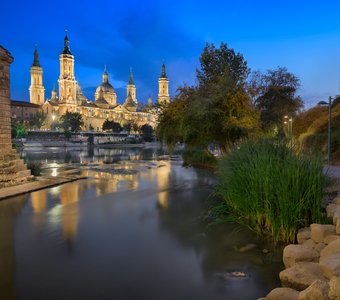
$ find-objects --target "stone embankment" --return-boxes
[259,197,340,300]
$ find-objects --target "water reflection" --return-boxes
[0,147,283,300]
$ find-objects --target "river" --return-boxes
[0,146,283,300]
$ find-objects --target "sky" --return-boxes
[1,0,340,107]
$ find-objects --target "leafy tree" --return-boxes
[59,111,83,132]
[11,120,27,138]
[102,119,122,132]
[157,42,259,152]
[29,110,47,129]
[123,122,132,133]
[140,124,154,142]
[254,67,303,130]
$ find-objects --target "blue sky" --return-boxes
[1,0,340,107]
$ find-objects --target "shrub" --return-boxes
[214,138,327,244]
[182,148,218,169]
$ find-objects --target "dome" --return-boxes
[95,82,115,94]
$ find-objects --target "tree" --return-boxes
[123,122,132,134]
[29,110,47,129]
[140,124,154,142]
[102,119,122,132]
[11,120,27,138]
[254,67,303,130]
[157,42,259,152]
[59,111,83,132]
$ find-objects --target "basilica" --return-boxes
[29,33,170,131]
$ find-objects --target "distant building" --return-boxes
[29,32,170,131]
[11,100,41,122]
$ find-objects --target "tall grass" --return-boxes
[214,138,326,244]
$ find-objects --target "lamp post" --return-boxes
[318,96,332,166]
[284,115,293,147]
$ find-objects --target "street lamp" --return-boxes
[284,115,293,147]
[318,96,332,166]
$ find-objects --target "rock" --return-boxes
[310,224,336,243]
[279,262,326,291]
[333,206,340,224]
[324,235,340,245]
[266,287,299,300]
[328,276,340,300]
[297,227,311,244]
[320,239,340,260]
[298,280,330,300]
[238,243,257,252]
[302,239,326,253]
[257,298,267,300]
[283,244,319,268]
[336,218,340,235]
[326,204,338,219]
[262,248,269,254]
[319,254,340,279]
[332,197,340,205]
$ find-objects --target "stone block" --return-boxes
[332,197,340,205]
[279,262,326,291]
[324,235,340,245]
[328,276,340,300]
[311,224,336,243]
[320,254,340,279]
[321,239,340,260]
[283,244,319,268]
[297,227,311,244]
[327,204,338,219]
[266,287,299,300]
[298,280,330,300]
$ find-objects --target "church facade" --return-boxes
[29,33,170,131]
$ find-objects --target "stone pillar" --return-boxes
[0,46,31,188]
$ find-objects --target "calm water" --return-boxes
[0,147,283,300]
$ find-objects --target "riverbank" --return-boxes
[0,175,87,200]
[259,194,340,300]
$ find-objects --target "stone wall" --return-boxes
[258,197,340,300]
[0,46,31,188]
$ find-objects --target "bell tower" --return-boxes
[29,47,45,105]
[126,68,137,104]
[157,63,170,104]
[58,31,77,108]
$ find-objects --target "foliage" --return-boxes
[157,42,259,151]
[214,138,326,244]
[140,124,154,142]
[182,148,218,169]
[59,111,83,132]
[253,67,303,130]
[29,110,47,129]
[11,120,27,138]
[26,161,41,176]
[123,122,132,133]
[102,119,122,132]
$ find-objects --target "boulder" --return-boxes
[266,287,299,300]
[302,239,326,252]
[298,280,330,300]
[324,235,340,245]
[279,262,326,291]
[328,276,340,300]
[326,204,338,219]
[311,224,336,243]
[283,244,319,268]
[336,218,340,235]
[333,206,340,224]
[320,238,340,260]
[319,254,340,279]
[296,227,311,244]
[332,197,340,205]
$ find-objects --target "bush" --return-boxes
[214,138,327,244]
[182,148,218,169]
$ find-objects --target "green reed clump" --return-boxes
[182,148,218,169]
[215,138,326,244]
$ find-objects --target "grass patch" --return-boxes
[213,138,327,244]
[182,149,218,169]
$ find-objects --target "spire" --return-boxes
[62,29,72,55]
[128,67,135,85]
[160,63,167,78]
[32,45,41,67]
[103,65,108,83]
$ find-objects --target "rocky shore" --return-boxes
[259,197,340,300]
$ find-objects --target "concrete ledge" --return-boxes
[0,175,87,200]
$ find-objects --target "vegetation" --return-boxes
[182,149,217,169]
[140,124,154,142]
[102,119,122,132]
[11,120,27,138]
[157,42,259,152]
[59,111,83,132]
[214,138,326,244]
[29,110,47,129]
